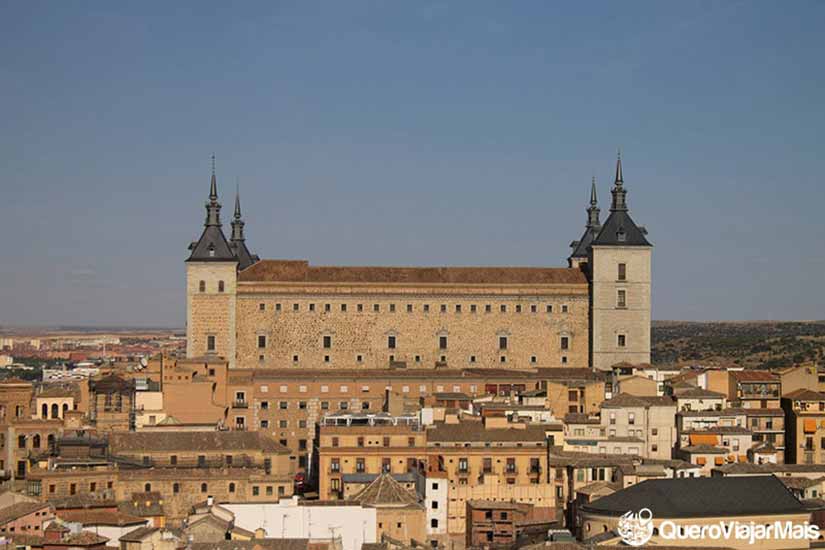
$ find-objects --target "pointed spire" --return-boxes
[231,182,245,242]
[209,154,218,203]
[610,150,628,212]
[205,155,222,227]
[590,176,598,205]
[234,181,242,220]
[587,176,601,229]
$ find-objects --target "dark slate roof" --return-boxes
[569,225,600,259]
[232,240,259,271]
[591,209,650,247]
[187,224,237,263]
[581,476,805,518]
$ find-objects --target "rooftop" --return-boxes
[582,476,805,518]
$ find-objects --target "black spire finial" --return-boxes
[610,150,628,212]
[231,180,245,242]
[587,176,601,228]
[209,154,218,203]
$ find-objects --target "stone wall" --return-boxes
[235,282,590,370]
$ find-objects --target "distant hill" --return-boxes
[652,321,825,369]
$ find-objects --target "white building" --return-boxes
[425,476,447,540]
[224,497,376,550]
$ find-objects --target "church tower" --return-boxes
[589,154,652,370]
[185,157,238,366]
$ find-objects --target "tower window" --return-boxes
[259,303,265,311]
[198,280,206,292]
[618,334,626,347]
[292,355,299,363]
[561,304,568,313]
[530,305,537,313]
[423,304,430,313]
[293,303,299,311]
[323,336,332,349]
[207,335,216,352]
[618,263,627,281]
[258,335,267,349]
[407,304,413,312]
[374,304,380,312]
[515,305,522,313]
[530,355,537,364]
[439,336,448,350]
[440,304,447,313]
[499,336,508,350]
[560,336,569,350]
[275,303,281,312]
[341,304,347,312]
[485,304,492,313]
[388,336,396,349]
[546,305,553,313]
[389,304,396,312]
[617,290,627,308]
[309,303,315,311]
[357,304,363,312]
[470,304,477,313]
[469,355,476,364]
[324,303,331,312]
[455,304,461,313]
[218,280,225,292]
[500,304,507,313]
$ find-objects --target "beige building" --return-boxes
[599,394,676,460]
[782,389,825,465]
[184,157,651,372]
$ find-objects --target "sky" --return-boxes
[1,1,823,327]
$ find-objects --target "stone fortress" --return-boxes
[185,155,651,371]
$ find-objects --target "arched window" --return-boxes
[173,483,180,494]
[32,434,41,449]
[199,280,206,292]
[41,404,48,419]
[62,404,69,416]
[47,434,55,449]
[228,482,235,493]
[201,483,208,493]
[144,483,151,492]
[218,280,225,293]
[51,404,59,419]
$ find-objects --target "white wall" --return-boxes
[225,499,376,550]
[425,477,447,536]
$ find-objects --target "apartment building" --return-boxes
[782,388,825,464]
[599,394,676,460]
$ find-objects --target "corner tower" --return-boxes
[589,154,652,370]
[568,177,601,271]
[185,157,238,366]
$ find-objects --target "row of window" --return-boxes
[198,280,225,292]
[244,381,530,397]
[258,334,569,352]
[259,302,571,314]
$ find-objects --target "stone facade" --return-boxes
[185,159,652,371]
[590,245,651,370]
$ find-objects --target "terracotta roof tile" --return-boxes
[239,260,588,285]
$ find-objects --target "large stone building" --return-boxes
[185,156,651,371]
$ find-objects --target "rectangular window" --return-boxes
[258,335,266,348]
[406,304,413,313]
[560,336,569,350]
[357,304,363,312]
[617,290,627,308]
[515,304,522,313]
[324,304,331,312]
[259,303,265,311]
[439,336,448,350]
[455,304,461,313]
[440,304,447,313]
[500,304,507,313]
[618,263,627,281]
[618,334,626,347]
[309,303,315,311]
[207,335,216,352]
[388,335,396,349]
[323,335,332,349]
[341,303,347,312]
[423,304,430,313]
[499,336,508,350]
[374,304,380,312]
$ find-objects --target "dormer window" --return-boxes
[617,227,626,242]
[208,244,216,257]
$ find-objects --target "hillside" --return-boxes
[652,321,825,369]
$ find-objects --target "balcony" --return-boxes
[504,466,518,475]
[232,400,249,409]
[456,467,470,476]
[529,466,542,475]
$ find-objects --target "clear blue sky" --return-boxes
[1,1,823,327]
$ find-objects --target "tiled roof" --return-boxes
[674,387,726,399]
[601,393,675,409]
[564,413,601,424]
[109,431,289,454]
[680,445,728,454]
[784,388,825,401]
[582,476,805,518]
[348,473,422,509]
[190,541,309,550]
[0,502,50,524]
[56,509,147,526]
[730,370,779,382]
[780,476,825,490]
[119,525,160,542]
[427,421,547,443]
[239,260,588,286]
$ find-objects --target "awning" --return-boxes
[715,457,724,465]
[804,419,817,433]
[696,457,706,466]
[690,434,719,446]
